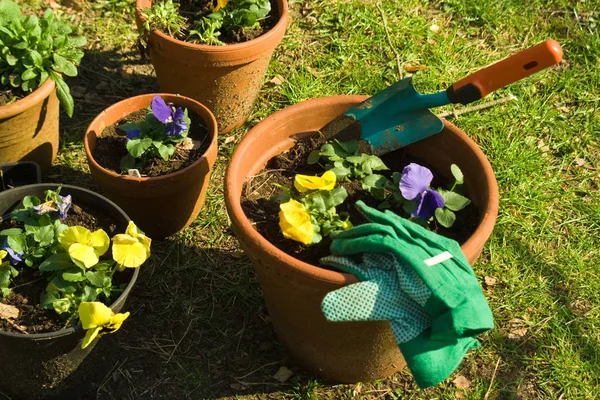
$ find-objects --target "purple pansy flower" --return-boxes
[57,194,72,220]
[126,129,141,140]
[2,245,23,266]
[399,163,445,220]
[151,96,188,137]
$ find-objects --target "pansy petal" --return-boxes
[172,118,188,136]
[414,190,445,220]
[294,170,337,192]
[0,250,6,261]
[399,163,433,200]
[57,195,72,220]
[151,96,173,123]
[279,200,313,244]
[173,107,185,121]
[81,326,102,349]
[90,229,110,257]
[78,301,112,330]
[108,311,130,331]
[126,129,141,140]
[112,236,148,269]
[59,226,92,250]
[124,222,152,254]
[68,243,99,269]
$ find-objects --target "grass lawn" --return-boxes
[9,0,600,398]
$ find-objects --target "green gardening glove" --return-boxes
[320,252,432,344]
[329,201,494,340]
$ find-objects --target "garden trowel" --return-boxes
[318,39,563,155]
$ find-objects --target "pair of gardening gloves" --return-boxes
[320,201,494,388]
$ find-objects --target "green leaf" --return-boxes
[329,186,348,207]
[451,164,464,184]
[362,174,388,201]
[120,154,137,172]
[0,228,22,236]
[118,122,141,133]
[33,224,55,246]
[68,35,86,47]
[0,264,11,289]
[330,161,351,181]
[62,267,86,282]
[40,291,59,310]
[30,50,43,67]
[307,150,321,165]
[85,270,107,287]
[441,190,471,212]
[53,54,77,77]
[52,298,72,314]
[81,285,98,302]
[126,137,153,158]
[156,143,171,160]
[7,235,25,253]
[39,253,73,271]
[49,71,74,117]
[52,276,77,294]
[435,208,456,228]
[23,195,41,208]
[0,0,21,26]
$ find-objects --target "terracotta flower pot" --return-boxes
[224,96,499,383]
[0,78,59,171]
[84,93,218,240]
[135,0,288,134]
[0,184,139,399]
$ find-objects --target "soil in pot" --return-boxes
[92,109,211,177]
[241,134,480,267]
[173,0,280,44]
[0,202,131,334]
[0,88,19,106]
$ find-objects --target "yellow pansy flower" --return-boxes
[78,302,130,349]
[0,250,6,261]
[112,221,151,271]
[279,199,314,245]
[211,0,229,12]
[294,170,337,193]
[58,226,110,269]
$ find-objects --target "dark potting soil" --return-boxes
[241,134,480,267]
[0,87,21,107]
[92,108,211,177]
[0,203,130,334]
[178,0,280,44]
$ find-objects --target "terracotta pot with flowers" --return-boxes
[0,0,85,170]
[84,93,218,239]
[135,0,288,133]
[224,95,499,383]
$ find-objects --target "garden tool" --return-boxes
[320,200,494,388]
[318,39,563,155]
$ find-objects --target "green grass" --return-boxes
[10,0,600,398]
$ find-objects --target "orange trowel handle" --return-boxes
[446,39,563,105]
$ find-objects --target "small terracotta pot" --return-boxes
[0,78,59,171]
[135,0,288,134]
[84,93,218,240]
[224,96,499,383]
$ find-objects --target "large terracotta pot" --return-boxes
[0,184,139,399]
[0,78,59,171]
[224,96,499,383]
[84,93,218,240]
[135,0,289,134]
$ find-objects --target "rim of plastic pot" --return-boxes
[225,95,499,286]
[0,183,140,340]
[0,78,55,119]
[135,0,289,58]
[83,93,218,183]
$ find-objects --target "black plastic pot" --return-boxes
[0,184,139,399]
[0,162,42,191]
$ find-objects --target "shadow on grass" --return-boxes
[59,47,159,146]
[79,241,325,400]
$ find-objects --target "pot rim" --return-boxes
[0,183,140,340]
[136,0,289,54]
[225,95,499,285]
[83,93,218,182]
[0,78,55,119]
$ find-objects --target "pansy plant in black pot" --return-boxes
[0,187,151,348]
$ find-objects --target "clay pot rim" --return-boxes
[0,78,55,119]
[0,183,139,340]
[136,0,289,54]
[225,95,499,285]
[83,93,218,183]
